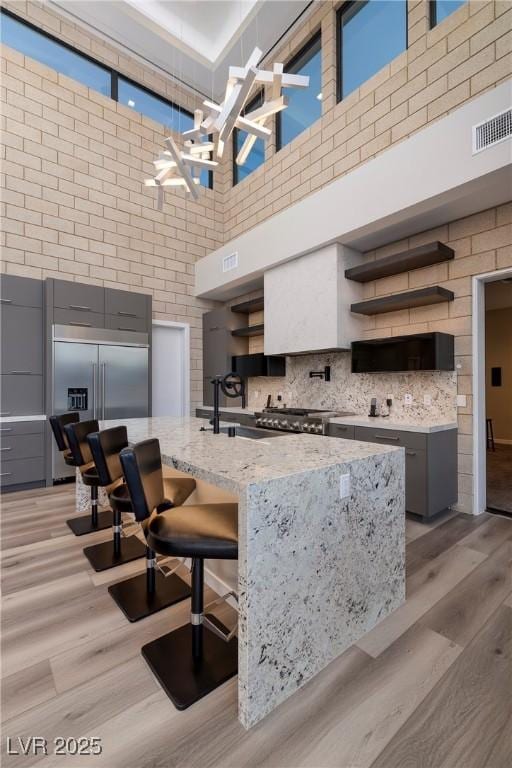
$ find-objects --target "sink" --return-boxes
[217,426,285,440]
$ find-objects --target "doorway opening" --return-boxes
[473,268,512,517]
[152,321,190,417]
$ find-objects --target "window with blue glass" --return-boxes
[0,9,111,96]
[276,33,322,151]
[233,92,265,186]
[337,1,407,101]
[0,9,212,189]
[430,0,466,28]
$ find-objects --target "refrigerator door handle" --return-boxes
[92,363,97,418]
[101,362,106,420]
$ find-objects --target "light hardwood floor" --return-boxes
[1,485,511,768]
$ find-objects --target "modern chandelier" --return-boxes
[145,46,310,207]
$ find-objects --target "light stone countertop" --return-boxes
[103,415,405,729]
[329,414,457,433]
[105,415,401,495]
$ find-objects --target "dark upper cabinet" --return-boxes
[1,374,43,416]
[1,304,43,375]
[351,332,454,373]
[105,288,149,322]
[232,353,286,378]
[53,279,105,315]
[0,274,43,308]
[202,308,247,405]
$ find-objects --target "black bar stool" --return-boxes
[120,438,238,710]
[88,425,193,615]
[64,420,142,572]
[50,414,113,536]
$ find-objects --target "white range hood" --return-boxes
[263,243,364,356]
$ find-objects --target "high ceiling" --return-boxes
[50,0,311,98]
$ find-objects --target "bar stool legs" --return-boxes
[140,557,238,710]
[82,509,146,572]
[107,545,191,622]
[66,485,113,536]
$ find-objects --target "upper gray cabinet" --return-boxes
[53,279,105,314]
[202,307,247,405]
[1,304,43,375]
[105,288,148,321]
[0,274,43,308]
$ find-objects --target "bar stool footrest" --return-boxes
[83,535,146,572]
[108,570,191,622]
[141,623,237,710]
[66,510,113,536]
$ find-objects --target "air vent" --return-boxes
[472,108,512,154]
[222,252,238,272]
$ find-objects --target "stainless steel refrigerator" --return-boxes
[52,325,149,480]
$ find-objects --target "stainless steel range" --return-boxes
[255,407,349,435]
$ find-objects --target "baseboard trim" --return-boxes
[494,439,512,445]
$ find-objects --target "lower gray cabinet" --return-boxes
[327,423,355,439]
[333,424,457,519]
[0,419,45,490]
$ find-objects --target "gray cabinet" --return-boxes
[105,288,148,321]
[0,419,45,490]
[53,279,105,314]
[1,305,43,375]
[202,308,247,406]
[195,408,255,427]
[0,274,44,420]
[330,424,457,519]
[53,308,105,328]
[0,274,43,308]
[105,314,147,333]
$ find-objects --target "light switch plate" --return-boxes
[423,394,432,406]
[339,473,350,500]
[456,394,467,407]
[404,393,413,405]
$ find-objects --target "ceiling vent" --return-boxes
[472,108,512,154]
[222,252,238,272]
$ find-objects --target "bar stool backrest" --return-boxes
[120,439,166,523]
[87,426,128,486]
[50,412,79,453]
[64,419,99,467]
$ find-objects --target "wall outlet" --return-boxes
[423,394,432,406]
[456,394,467,407]
[387,393,393,402]
[339,473,351,500]
[404,393,413,406]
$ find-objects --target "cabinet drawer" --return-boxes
[354,425,426,451]
[105,288,148,320]
[0,432,44,461]
[0,457,45,487]
[53,280,105,314]
[0,420,45,437]
[53,308,105,328]
[328,423,355,439]
[105,314,147,333]
[1,305,43,375]
[0,375,43,417]
[0,274,43,308]
[405,448,427,516]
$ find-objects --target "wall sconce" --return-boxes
[309,365,331,382]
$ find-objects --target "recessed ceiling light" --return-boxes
[316,92,322,100]
[128,99,135,108]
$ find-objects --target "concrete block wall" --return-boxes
[0,0,223,409]
[219,0,512,243]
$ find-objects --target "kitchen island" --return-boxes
[100,416,406,728]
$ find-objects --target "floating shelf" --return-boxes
[231,296,264,314]
[351,286,454,315]
[345,242,454,283]
[231,323,264,337]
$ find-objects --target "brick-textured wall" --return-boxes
[219,0,511,242]
[0,1,223,409]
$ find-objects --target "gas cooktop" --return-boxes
[255,407,354,434]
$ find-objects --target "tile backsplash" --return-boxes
[248,351,457,423]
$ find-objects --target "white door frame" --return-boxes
[472,266,512,515]
[152,320,190,417]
